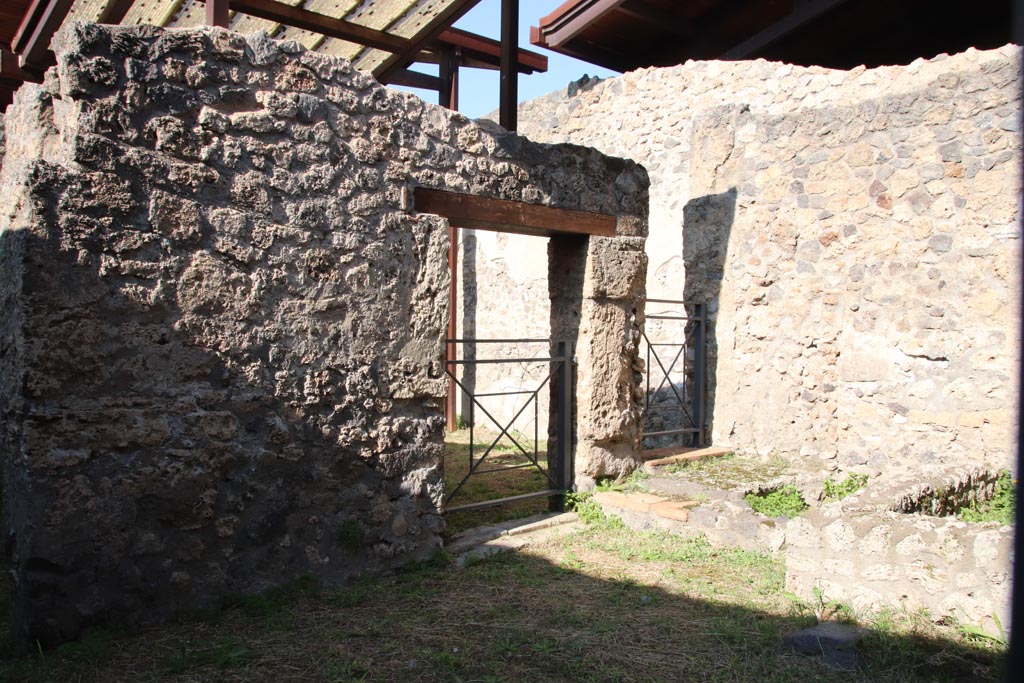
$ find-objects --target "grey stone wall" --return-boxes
[784,502,1013,631]
[515,47,1021,482]
[0,22,647,642]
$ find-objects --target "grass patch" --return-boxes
[745,485,807,518]
[664,454,788,490]
[960,470,1016,524]
[443,428,552,535]
[594,469,649,493]
[0,521,1005,683]
[162,638,255,673]
[823,473,869,501]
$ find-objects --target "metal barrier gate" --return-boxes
[443,339,573,513]
[641,301,707,448]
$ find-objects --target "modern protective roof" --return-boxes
[531,0,1014,72]
[1,0,547,115]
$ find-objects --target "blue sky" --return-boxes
[398,0,620,119]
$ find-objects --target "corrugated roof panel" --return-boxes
[343,0,429,67]
[9,0,470,80]
[354,0,450,71]
[231,0,306,36]
[55,0,112,48]
[124,0,184,26]
[294,0,363,56]
[64,0,107,25]
[317,36,364,60]
[274,25,326,49]
[164,0,206,29]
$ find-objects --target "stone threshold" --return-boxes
[444,512,583,565]
[640,446,733,471]
[593,491,699,522]
[593,474,780,552]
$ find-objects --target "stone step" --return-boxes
[641,446,732,471]
[592,486,783,553]
[445,512,582,564]
[593,491,700,524]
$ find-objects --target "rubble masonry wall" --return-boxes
[515,46,1021,482]
[0,22,647,642]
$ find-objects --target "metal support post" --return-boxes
[499,0,518,132]
[206,0,230,27]
[692,304,706,447]
[551,340,573,511]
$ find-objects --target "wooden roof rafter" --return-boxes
[195,0,415,53]
[371,0,481,81]
[12,0,76,72]
[2,0,542,127]
[96,0,136,25]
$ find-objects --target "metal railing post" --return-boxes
[692,304,706,447]
[551,340,572,512]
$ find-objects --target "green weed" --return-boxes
[51,628,116,664]
[335,520,366,549]
[959,614,1007,647]
[823,473,868,500]
[566,491,625,530]
[324,657,369,682]
[745,485,807,517]
[960,470,1016,524]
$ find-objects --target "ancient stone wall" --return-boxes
[0,22,647,642]
[515,47,1021,482]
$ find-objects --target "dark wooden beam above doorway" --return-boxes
[414,188,617,238]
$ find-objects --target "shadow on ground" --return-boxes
[0,521,1005,683]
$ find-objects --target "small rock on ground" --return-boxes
[781,621,864,670]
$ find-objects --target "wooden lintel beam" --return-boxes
[97,0,137,25]
[720,0,852,60]
[196,0,412,53]
[388,68,442,91]
[414,188,617,238]
[415,50,541,75]
[374,0,483,82]
[12,0,76,71]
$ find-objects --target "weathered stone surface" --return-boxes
[0,22,647,643]
[584,236,647,301]
[514,45,1020,479]
[576,299,643,434]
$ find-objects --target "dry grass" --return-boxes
[443,428,553,535]
[0,512,1006,683]
[662,454,788,490]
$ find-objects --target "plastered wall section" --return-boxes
[516,47,1021,479]
[0,22,647,643]
[453,230,553,439]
